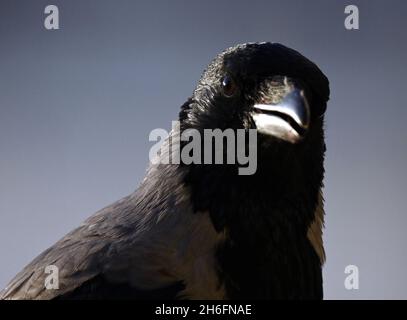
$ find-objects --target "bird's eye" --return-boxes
[221,75,238,97]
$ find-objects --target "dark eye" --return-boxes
[221,75,237,97]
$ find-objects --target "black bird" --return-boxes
[0,42,329,300]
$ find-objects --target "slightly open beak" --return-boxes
[251,88,310,143]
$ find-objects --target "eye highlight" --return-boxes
[221,75,238,97]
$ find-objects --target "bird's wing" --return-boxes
[0,195,142,300]
[1,159,226,300]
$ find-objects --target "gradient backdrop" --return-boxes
[0,0,406,299]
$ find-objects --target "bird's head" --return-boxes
[180,42,329,158]
[179,42,330,231]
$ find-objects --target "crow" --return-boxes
[0,42,329,300]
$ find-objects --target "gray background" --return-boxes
[0,0,406,299]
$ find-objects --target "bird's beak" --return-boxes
[251,88,310,143]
